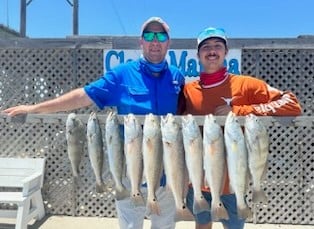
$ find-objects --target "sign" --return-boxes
[104,49,241,80]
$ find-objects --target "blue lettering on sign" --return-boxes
[105,50,123,71]
[169,50,200,77]
[228,59,240,74]
[105,50,240,76]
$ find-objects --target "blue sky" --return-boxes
[1,0,314,39]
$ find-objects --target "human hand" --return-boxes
[214,105,232,115]
[2,105,34,117]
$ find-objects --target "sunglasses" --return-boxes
[142,31,169,42]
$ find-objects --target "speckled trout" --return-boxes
[181,114,210,215]
[142,113,163,215]
[105,111,129,200]
[224,111,252,219]
[203,114,229,221]
[124,113,145,206]
[87,112,106,193]
[244,113,269,204]
[66,113,85,178]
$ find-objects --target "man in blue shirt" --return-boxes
[4,17,185,229]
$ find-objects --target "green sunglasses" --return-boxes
[142,31,169,42]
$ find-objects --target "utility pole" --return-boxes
[66,0,79,35]
[20,0,33,37]
[20,0,78,37]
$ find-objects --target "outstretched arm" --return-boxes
[233,91,302,116]
[3,88,93,116]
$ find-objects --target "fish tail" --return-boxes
[252,189,267,204]
[237,205,252,219]
[193,197,210,215]
[71,164,80,177]
[211,201,229,221]
[95,182,107,193]
[174,204,190,222]
[146,199,161,216]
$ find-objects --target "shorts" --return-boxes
[186,187,245,229]
[115,181,176,229]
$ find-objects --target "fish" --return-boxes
[181,114,210,215]
[87,111,107,193]
[224,111,252,219]
[124,113,145,206]
[142,113,163,215]
[105,110,129,200]
[244,113,269,204]
[161,113,189,221]
[203,114,229,221]
[65,113,85,178]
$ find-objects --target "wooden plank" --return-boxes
[0,158,45,169]
[0,168,34,176]
[0,158,46,188]
[0,113,312,127]
[0,176,30,187]
[0,192,25,203]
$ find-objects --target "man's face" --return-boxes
[198,38,228,73]
[140,22,170,63]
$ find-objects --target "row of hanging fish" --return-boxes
[65,111,270,221]
[180,112,270,221]
[66,112,107,193]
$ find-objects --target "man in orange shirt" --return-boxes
[177,27,302,229]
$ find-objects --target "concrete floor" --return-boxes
[1,216,314,229]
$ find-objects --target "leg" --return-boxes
[186,187,212,229]
[149,187,176,229]
[220,194,245,229]
[16,198,30,229]
[115,197,146,229]
[32,190,45,220]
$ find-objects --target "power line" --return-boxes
[108,0,127,35]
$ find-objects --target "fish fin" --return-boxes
[96,182,107,193]
[146,198,161,216]
[237,205,252,219]
[193,197,210,215]
[252,189,267,204]
[211,201,229,221]
[130,192,145,207]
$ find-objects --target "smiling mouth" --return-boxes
[150,49,161,53]
[206,55,218,60]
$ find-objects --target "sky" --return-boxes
[0,0,314,39]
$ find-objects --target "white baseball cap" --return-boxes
[197,27,227,49]
[141,17,170,36]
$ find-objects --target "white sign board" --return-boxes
[104,49,242,81]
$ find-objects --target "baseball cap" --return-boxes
[141,17,170,36]
[197,27,227,49]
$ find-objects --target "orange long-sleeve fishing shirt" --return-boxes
[178,74,302,194]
